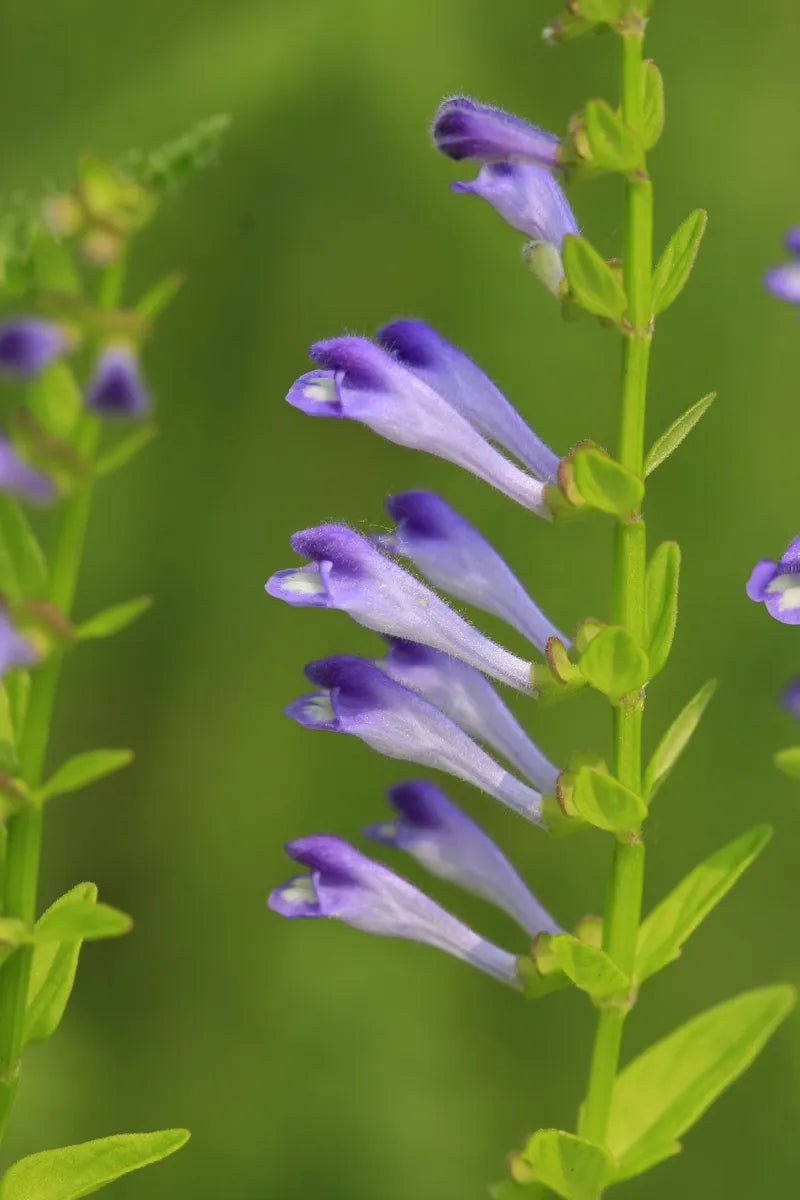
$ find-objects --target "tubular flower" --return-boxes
[285,656,544,823]
[432,96,560,168]
[375,490,567,654]
[747,534,800,624]
[266,524,534,692]
[269,835,522,986]
[286,336,551,515]
[380,639,559,794]
[0,612,37,679]
[86,345,150,417]
[376,319,559,483]
[364,780,561,939]
[0,319,65,379]
[0,437,56,504]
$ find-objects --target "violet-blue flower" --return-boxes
[375,491,567,654]
[0,319,65,379]
[764,261,800,305]
[747,534,800,624]
[364,780,561,939]
[86,345,150,418]
[376,319,560,483]
[0,437,57,504]
[285,656,544,823]
[780,678,800,722]
[380,639,560,794]
[286,336,550,515]
[0,612,37,679]
[269,834,521,986]
[266,524,535,692]
[432,97,560,168]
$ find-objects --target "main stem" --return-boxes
[579,30,653,1149]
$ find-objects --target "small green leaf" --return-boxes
[135,273,184,321]
[645,541,680,677]
[39,750,134,802]
[95,426,156,477]
[571,448,643,521]
[518,1130,613,1200]
[644,679,717,798]
[644,392,716,476]
[572,767,647,833]
[0,497,48,602]
[636,826,772,983]
[562,236,628,321]
[607,986,795,1181]
[583,99,643,173]
[651,209,707,315]
[538,934,628,1000]
[76,597,152,641]
[35,899,132,943]
[0,1129,190,1200]
[774,747,800,780]
[26,883,97,1045]
[640,61,665,149]
[27,363,82,441]
[579,626,649,701]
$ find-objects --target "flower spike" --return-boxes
[267,524,535,692]
[364,780,562,939]
[269,835,521,986]
[0,612,37,680]
[376,491,568,654]
[86,345,150,417]
[287,336,550,515]
[285,656,544,823]
[0,437,57,504]
[380,639,560,794]
[376,319,560,482]
[432,97,560,168]
[747,534,800,624]
[0,319,65,379]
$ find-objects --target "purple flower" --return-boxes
[285,656,544,822]
[764,261,800,304]
[266,524,534,692]
[780,679,800,721]
[376,319,559,483]
[0,319,65,378]
[785,227,800,256]
[286,337,550,515]
[380,639,559,793]
[0,437,56,504]
[269,835,521,986]
[0,612,37,679]
[747,535,800,624]
[86,345,150,417]
[375,491,567,654]
[364,780,561,939]
[432,97,559,168]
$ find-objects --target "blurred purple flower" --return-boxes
[780,678,800,721]
[86,345,150,417]
[0,437,56,504]
[0,611,37,679]
[0,319,65,379]
[747,534,800,624]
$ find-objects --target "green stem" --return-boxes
[579,30,653,1152]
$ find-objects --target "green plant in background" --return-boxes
[0,118,226,1198]
[267,1,795,1196]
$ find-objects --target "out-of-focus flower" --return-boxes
[86,345,150,417]
[0,319,65,379]
[0,437,56,504]
[0,611,37,679]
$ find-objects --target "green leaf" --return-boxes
[538,934,628,1000]
[95,426,156,477]
[636,826,772,983]
[562,236,627,321]
[135,273,184,321]
[27,363,82,441]
[573,0,624,20]
[607,986,796,1181]
[774,746,800,780]
[583,99,643,173]
[572,767,647,833]
[518,1130,613,1200]
[35,899,132,943]
[76,597,152,641]
[579,626,649,701]
[651,209,707,315]
[640,61,665,149]
[644,392,716,476]
[39,750,134,802]
[30,230,81,295]
[644,679,717,798]
[645,541,680,677]
[120,114,230,193]
[0,1129,190,1200]
[571,448,643,520]
[0,496,48,602]
[26,884,96,1045]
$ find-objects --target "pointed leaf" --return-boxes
[135,273,183,321]
[95,426,156,477]
[39,750,133,802]
[607,986,796,1181]
[644,392,716,476]
[636,826,772,983]
[27,363,82,441]
[538,934,628,1000]
[26,884,97,1045]
[571,448,643,520]
[774,747,800,780]
[0,497,48,602]
[644,679,717,798]
[652,209,707,315]
[584,99,643,173]
[572,767,647,833]
[579,626,649,701]
[562,236,627,321]
[519,1130,613,1200]
[645,541,680,677]
[35,899,132,943]
[640,61,665,150]
[76,597,152,641]
[0,1129,189,1200]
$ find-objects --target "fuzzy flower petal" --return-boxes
[376,319,559,483]
[432,97,559,168]
[380,639,559,793]
[747,535,800,624]
[375,491,567,654]
[0,319,65,378]
[286,656,544,823]
[781,678,800,722]
[364,780,561,939]
[86,346,150,417]
[269,835,521,986]
[288,337,549,515]
[785,228,800,256]
[764,262,800,304]
[266,524,534,692]
[452,161,578,247]
[0,437,56,504]
[0,612,37,679]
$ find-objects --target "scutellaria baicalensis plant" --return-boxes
[268,3,794,1196]
[0,116,228,1198]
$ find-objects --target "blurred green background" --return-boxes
[1,0,800,1196]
